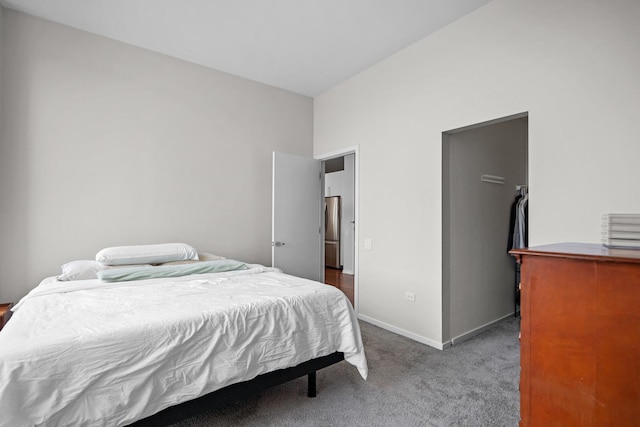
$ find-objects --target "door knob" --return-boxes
[272,241,286,247]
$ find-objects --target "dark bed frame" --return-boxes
[130,352,345,426]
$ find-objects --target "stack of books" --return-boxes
[602,214,640,249]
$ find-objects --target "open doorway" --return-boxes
[442,113,528,344]
[320,152,357,307]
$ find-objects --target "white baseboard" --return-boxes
[358,314,448,350]
[449,312,515,346]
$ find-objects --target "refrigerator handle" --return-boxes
[324,204,328,230]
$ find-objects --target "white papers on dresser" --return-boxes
[602,214,640,249]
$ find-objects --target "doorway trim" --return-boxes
[315,145,360,314]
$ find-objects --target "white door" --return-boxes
[272,152,323,282]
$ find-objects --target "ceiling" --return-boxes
[0,0,492,97]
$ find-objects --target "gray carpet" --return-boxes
[169,317,520,427]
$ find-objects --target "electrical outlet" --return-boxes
[405,292,416,302]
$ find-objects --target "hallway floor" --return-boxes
[324,268,354,306]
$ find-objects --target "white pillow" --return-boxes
[58,260,108,281]
[96,243,199,266]
[58,260,152,281]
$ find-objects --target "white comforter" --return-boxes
[0,265,367,427]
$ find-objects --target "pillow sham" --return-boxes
[96,243,198,266]
[97,260,247,282]
[58,260,152,281]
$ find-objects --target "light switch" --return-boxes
[364,238,372,250]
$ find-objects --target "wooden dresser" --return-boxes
[0,303,13,331]
[511,243,640,426]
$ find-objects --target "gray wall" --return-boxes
[0,9,313,302]
[445,117,527,341]
[314,0,640,347]
[0,6,3,97]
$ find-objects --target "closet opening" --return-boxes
[442,112,528,345]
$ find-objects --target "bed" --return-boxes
[0,244,367,426]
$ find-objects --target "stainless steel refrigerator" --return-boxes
[325,196,341,269]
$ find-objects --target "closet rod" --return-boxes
[481,175,505,184]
